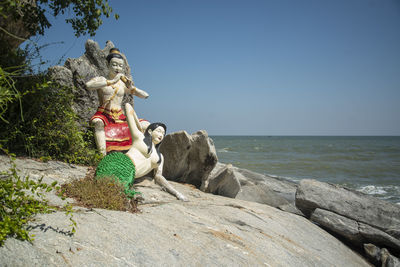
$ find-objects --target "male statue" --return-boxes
[86,48,149,155]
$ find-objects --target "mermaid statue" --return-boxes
[96,103,188,201]
[86,48,150,155]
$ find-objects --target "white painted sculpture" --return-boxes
[126,103,187,201]
[96,103,188,201]
[86,48,149,155]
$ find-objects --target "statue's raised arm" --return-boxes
[86,48,149,155]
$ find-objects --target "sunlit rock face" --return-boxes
[0,155,371,267]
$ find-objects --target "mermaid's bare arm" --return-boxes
[125,103,143,138]
[154,155,188,201]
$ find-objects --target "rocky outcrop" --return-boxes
[364,244,400,267]
[160,132,301,215]
[48,39,134,124]
[296,179,400,257]
[310,208,400,250]
[205,164,241,198]
[46,39,300,215]
[160,130,218,189]
[0,155,371,266]
[204,162,301,214]
[234,167,298,203]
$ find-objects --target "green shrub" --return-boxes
[0,66,23,124]
[0,72,101,166]
[0,150,75,246]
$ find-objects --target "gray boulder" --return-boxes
[0,155,88,207]
[380,248,400,267]
[0,155,371,266]
[160,130,218,189]
[364,243,382,265]
[204,162,301,214]
[311,208,400,251]
[234,167,298,203]
[236,184,289,207]
[364,244,400,267]
[205,164,241,198]
[296,179,400,235]
[48,39,134,124]
[296,179,400,254]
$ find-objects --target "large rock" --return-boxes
[204,162,301,214]
[296,179,400,254]
[0,155,371,266]
[236,184,290,208]
[234,167,298,203]
[160,130,218,189]
[364,244,400,267]
[296,179,400,236]
[0,155,88,207]
[380,248,400,267]
[311,208,400,251]
[48,39,134,124]
[205,164,241,198]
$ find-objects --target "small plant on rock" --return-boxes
[60,167,140,213]
[0,149,75,246]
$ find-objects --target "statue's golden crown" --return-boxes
[109,48,121,55]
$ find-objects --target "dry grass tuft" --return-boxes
[60,167,140,213]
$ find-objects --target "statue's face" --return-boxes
[108,57,124,77]
[149,126,165,145]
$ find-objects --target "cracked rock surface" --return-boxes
[0,156,370,266]
[296,179,400,255]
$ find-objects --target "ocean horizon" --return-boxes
[210,135,400,204]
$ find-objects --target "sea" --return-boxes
[210,136,400,205]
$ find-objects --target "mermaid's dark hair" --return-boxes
[106,48,124,63]
[143,122,167,164]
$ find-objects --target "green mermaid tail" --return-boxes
[95,152,137,198]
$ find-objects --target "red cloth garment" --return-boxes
[90,107,132,153]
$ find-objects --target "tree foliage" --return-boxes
[0,0,118,247]
[0,0,119,38]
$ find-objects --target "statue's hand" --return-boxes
[134,87,149,99]
[176,192,189,202]
[111,73,125,83]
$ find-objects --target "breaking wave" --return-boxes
[217,147,237,153]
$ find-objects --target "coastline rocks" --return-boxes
[296,179,400,235]
[203,161,301,214]
[236,184,290,208]
[311,208,400,251]
[160,130,218,189]
[0,156,371,266]
[234,167,297,203]
[364,244,400,267]
[205,164,241,198]
[296,179,400,254]
[0,155,88,207]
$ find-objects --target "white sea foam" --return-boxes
[217,147,237,153]
[358,185,388,195]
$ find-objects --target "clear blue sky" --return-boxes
[27,0,400,135]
